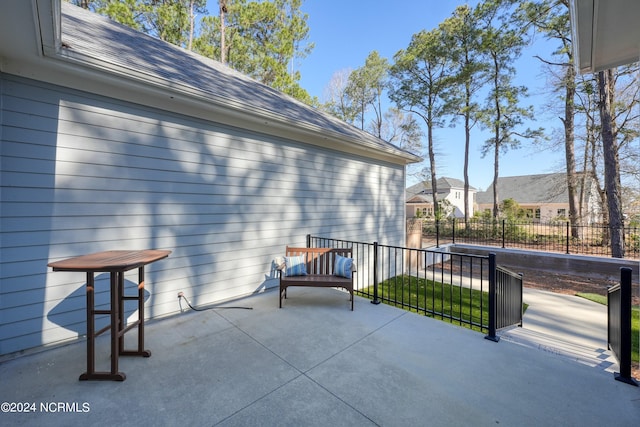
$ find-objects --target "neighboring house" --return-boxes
[406,177,476,219]
[0,1,420,356]
[475,173,602,223]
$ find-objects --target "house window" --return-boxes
[414,206,433,218]
[535,209,541,219]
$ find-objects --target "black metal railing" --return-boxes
[486,256,524,342]
[421,219,640,259]
[607,268,638,386]
[308,235,523,338]
[495,266,524,330]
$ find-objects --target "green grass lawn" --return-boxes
[364,275,491,332]
[576,292,639,367]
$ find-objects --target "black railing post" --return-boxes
[519,273,524,327]
[306,234,311,248]
[371,241,380,305]
[436,219,440,248]
[607,285,611,349]
[614,267,638,386]
[566,221,570,254]
[501,220,506,248]
[485,253,499,342]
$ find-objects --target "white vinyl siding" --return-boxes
[0,74,406,355]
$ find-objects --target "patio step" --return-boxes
[498,327,618,373]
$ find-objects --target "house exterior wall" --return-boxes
[583,181,603,224]
[0,73,407,355]
[475,173,604,224]
[443,188,474,218]
[476,202,570,222]
[406,190,474,219]
[406,203,434,218]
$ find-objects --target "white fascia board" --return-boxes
[34,0,61,56]
[571,0,640,73]
[570,0,594,73]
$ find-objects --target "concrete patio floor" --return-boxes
[1,287,639,426]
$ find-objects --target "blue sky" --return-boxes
[208,0,566,190]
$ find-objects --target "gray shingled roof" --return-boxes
[407,193,447,203]
[59,3,420,163]
[476,173,571,205]
[406,177,475,199]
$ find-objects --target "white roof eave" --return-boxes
[570,0,640,73]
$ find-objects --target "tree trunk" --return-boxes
[491,77,500,224]
[578,125,589,220]
[375,89,383,138]
[491,52,501,221]
[220,1,227,64]
[563,64,579,237]
[590,127,609,245]
[597,69,625,258]
[428,125,438,218]
[187,0,195,51]
[360,94,365,130]
[463,81,471,227]
[492,136,500,220]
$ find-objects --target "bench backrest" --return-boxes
[285,247,352,275]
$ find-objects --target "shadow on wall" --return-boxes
[2,41,404,356]
[0,75,59,355]
[47,274,150,337]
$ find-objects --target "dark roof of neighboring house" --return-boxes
[407,194,447,204]
[406,177,475,199]
[475,173,574,205]
[56,3,420,164]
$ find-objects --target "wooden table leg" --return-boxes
[137,266,151,357]
[79,272,95,381]
[119,266,151,357]
[118,271,125,354]
[79,272,125,381]
[110,272,125,380]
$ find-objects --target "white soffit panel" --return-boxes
[572,0,640,73]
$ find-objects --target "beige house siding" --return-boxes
[475,202,571,222]
[406,200,435,219]
[475,173,602,224]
